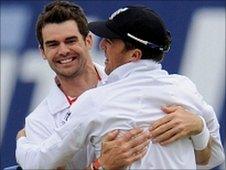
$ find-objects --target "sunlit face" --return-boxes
[41,20,92,79]
[100,38,132,75]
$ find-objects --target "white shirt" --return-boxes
[16,63,107,169]
[16,60,224,169]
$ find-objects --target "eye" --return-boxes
[65,37,78,45]
[47,42,59,48]
[66,39,76,44]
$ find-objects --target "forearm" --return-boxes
[196,136,225,169]
[199,104,225,168]
[194,137,212,165]
[16,133,74,169]
[16,137,45,169]
[191,116,211,165]
[191,115,225,167]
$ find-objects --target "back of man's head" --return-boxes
[36,0,89,49]
[89,6,171,62]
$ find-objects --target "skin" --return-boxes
[149,105,203,145]
[41,21,151,168]
[99,128,150,169]
[99,37,211,166]
[17,128,151,170]
[41,20,99,98]
[16,22,210,169]
[100,38,141,75]
[149,105,211,165]
[17,20,150,169]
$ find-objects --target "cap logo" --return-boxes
[109,7,128,20]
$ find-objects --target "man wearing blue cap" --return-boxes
[16,4,224,169]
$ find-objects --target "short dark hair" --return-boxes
[36,0,89,49]
[88,6,172,62]
[123,32,171,62]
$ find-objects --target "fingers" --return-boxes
[124,148,148,166]
[161,105,177,113]
[125,131,150,149]
[16,128,26,140]
[150,120,176,138]
[161,105,184,114]
[152,126,180,144]
[129,139,150,155]
[159,132,184,145]
[120,127,144,141]
[101,130,120,153]
[149,105,185,137]
[101,128,146,153]
[103,130,119,142]
[149,115,172,132]
[100,129,151,168]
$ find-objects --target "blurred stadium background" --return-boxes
[1,0,225,169]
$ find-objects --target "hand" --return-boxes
[149,105,203,145]
[99,128,150,170]
[16,128,26,140]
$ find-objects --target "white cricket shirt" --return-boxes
[16,60,224,169]
[16,63,107,169]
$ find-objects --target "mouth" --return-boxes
[56,56,78,64]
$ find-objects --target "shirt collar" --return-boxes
[93,62,108,86]
[106,60,162,84]
[46,63,107,115]
[46,81,70,115]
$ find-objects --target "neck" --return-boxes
[57,63,99,98]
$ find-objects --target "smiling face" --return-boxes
[100,38,139,75]
[41,20,92,79]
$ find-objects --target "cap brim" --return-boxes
[88,21,120,39]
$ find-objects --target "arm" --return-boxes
[16,91,102,169]
[149,105,224,168]
[16,128,66,170]
[17,125,150,170]
[16,114,59,169]
[16,120,90,169]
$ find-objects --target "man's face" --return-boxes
[41,20,92,79]
[100,38,132,75]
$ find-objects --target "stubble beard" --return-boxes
[49,60,86,80]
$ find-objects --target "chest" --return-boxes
[52,108,72,128]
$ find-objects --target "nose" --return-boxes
[99,38,107,51]
[58,43,70,56]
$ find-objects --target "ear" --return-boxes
[85,33,93,49]
[39,45,47,60]
[130,49,142,62]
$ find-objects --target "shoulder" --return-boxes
[25,98,56,140]
[26,98,52,123]
[169,74,198,91]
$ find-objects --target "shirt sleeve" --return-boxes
[16,90,100,169]
[16,107,56,168]
[25,114,54,143]
[197,104,225,169]
[177,76,225,168]
[171,76,225,168]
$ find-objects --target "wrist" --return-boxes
[194,115,204,135]
[91,158,105,170]
[191,116,210,150]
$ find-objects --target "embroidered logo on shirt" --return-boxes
[60,111,71,126]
